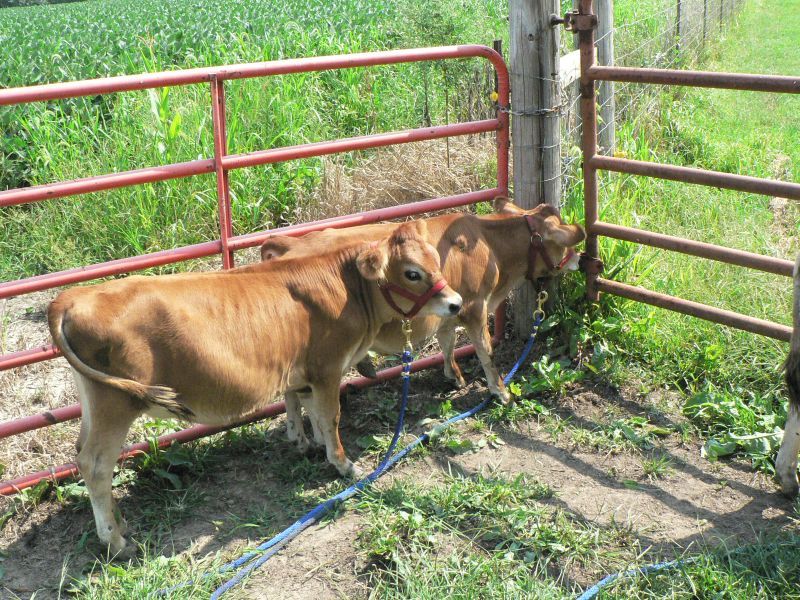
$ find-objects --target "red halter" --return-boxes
[380,279,449,319]
[523,215,576,280]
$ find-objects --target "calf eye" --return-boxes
[405,270,422,281]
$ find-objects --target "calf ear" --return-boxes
[357,243,389,281]
[541,218,587,246]
[492,196,524,215]
[260,236,298,261]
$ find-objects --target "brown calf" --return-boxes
[47,221,461,554]
[260,198,584,451]
[776,253,800,497]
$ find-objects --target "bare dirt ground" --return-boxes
[1,328,797,599]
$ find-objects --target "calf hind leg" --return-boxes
[74,372,142,556]
[284,391,311,454]
[437,323,466,389]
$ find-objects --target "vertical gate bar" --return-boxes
[578,0,600,301]
[210,75,235,269]
[494,42,510,197]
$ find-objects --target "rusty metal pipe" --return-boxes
[590,221,794,277]
[588,65,800,94]
[210,77,235,269]
[0,120,499,209]
[590,155,800,200]
[0,45,509,106]
[595,278,792,341]
[579,0,600,302]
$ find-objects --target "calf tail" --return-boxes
[49,306,194,420]
[786,254,800,407]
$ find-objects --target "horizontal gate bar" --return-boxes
[0,401,288,496]
[228,188,502,251]
[0,345,61,371]
[587,66,800,94]
[590,155,800,201]
[0,45,509,106]
[0,121,498,208]
[0,306,505,494]
[595,278,792,341]
[222,120,499,171]
[590,221,794,277]
[0,187,500,307]
[0,403,80,439]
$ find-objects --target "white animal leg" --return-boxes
[776,401,800,498]
[436,322,466,388]
[307,381,362,479]
[297,391,325,447]
[284,391,310,454]
[73,371,141,556]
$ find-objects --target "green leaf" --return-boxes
[701,438,737,461]
[168,113,182,140]
[154,468,182,490]
[445,438,474,454]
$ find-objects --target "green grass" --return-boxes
[601,534,800,599]
[356,471,634,598]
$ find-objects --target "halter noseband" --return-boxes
[524,215,576,280]
[380,278,449,319]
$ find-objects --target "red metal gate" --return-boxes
[0,45,510,495]
[572,0,798,341]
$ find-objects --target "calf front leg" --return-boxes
[437,322,466,389]
[461,306,509,404]
[307,379,362,479]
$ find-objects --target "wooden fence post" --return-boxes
[509,0,561,337]
[596,0,615,153]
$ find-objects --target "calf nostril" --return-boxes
[449,302,462,314]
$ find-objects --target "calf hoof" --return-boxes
[778,475,799,499]
[444,372,466,389]
[102,535,135,561]
[295,436,311,455]
[492,387,512,405]
[338,461,364,481]
[356,358,378,379]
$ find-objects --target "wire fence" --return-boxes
[560,0,746,206]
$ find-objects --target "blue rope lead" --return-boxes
[161,314,543,598]
[576,557,692,600]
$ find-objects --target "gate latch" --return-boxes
[550,10,597,32]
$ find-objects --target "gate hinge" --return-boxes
[578,253,604,276]
[551,10,597,32]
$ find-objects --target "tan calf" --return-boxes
[776,253,800,497]
[261,198,584,450]
[48,221,461,554]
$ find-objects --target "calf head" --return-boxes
[357,221,463,319]
[493,196,586,279]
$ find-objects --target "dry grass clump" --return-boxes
[295,136,497,222]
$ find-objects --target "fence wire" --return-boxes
[560,0,746,208]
